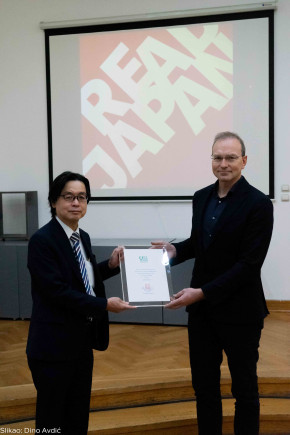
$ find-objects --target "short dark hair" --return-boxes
[212,131,246,156]
[48,171,91,217]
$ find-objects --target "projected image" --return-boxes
[48,13,272,199]
[80,24,233,194]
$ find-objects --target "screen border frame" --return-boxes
[45,10,274,201]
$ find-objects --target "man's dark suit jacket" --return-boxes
[26,218,119,361]
[172,177,273,324]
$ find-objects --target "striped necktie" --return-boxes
[70,232,93,295]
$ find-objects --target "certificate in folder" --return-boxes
[120,246,174,307]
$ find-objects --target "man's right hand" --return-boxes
[151,240,177,259]
[106,297,136,313]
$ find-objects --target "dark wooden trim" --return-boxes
[267,300,290,312]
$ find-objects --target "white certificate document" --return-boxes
[120,247,173,306]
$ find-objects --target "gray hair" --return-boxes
[212,131,246,156]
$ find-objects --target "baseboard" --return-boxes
[267,300,290,312]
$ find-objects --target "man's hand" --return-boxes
[106,297,137,313]
[151,240,177,259]
[165,288,204,309]
[108,246,124,269]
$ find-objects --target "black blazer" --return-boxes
[172,177,273,324]
[26,218,119,361]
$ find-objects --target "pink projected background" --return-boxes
[80,23,233,193]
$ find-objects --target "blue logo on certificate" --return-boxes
[139,256,148,263]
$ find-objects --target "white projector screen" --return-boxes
[45,11,274,200]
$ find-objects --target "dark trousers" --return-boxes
[188,313,263,435]
[28,350,93,435]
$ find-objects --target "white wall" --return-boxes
[0,0,289,300]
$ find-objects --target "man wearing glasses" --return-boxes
[152,132,273,435]
[26,171,135,435]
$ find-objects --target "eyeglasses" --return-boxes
[211,155,243,163]
[59,194,88,203]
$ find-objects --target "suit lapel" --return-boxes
[80,228,105,296]
[80,229,105,297]
[80,229,93,262]
[194,185,215,251]
[50,219,86,289]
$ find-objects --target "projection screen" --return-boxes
[45,10,274,200]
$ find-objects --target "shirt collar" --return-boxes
[55,216,79,240]
[214,175,244,199]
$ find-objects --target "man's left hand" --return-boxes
[165,288,205,309]
[108,246,124,269]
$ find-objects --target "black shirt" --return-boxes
[203,177,242,250]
